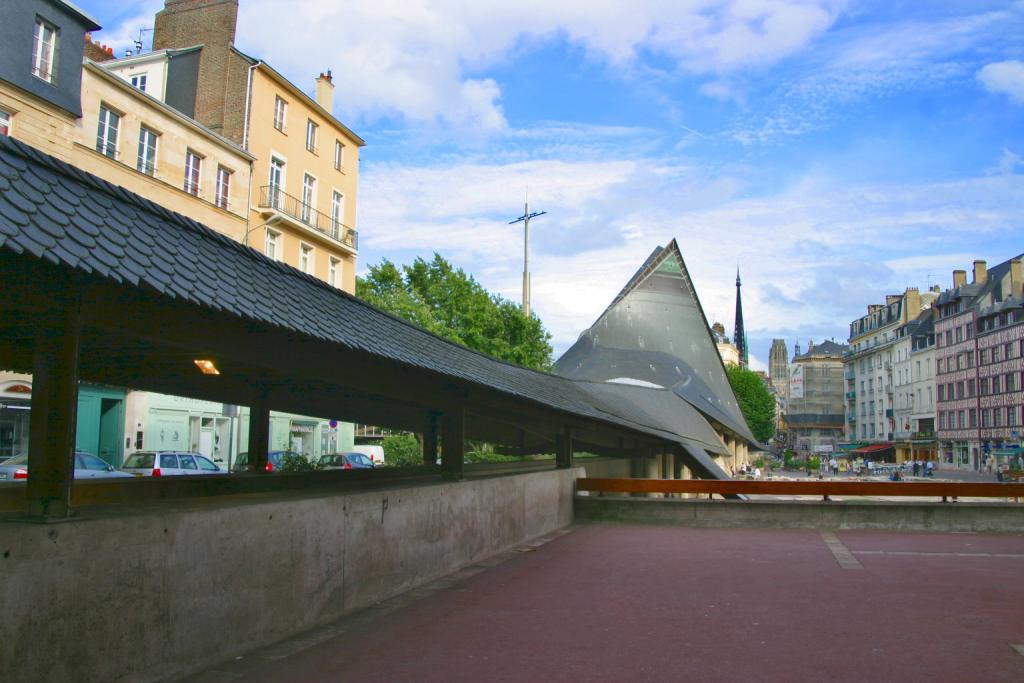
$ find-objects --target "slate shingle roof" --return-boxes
[0,136,729,473]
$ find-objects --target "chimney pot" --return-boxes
[315,70,335,111]
[973,260,987,284]
[953,269,967,288]
[1010,258,1023,299]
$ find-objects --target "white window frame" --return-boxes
[268,153,286,208]
[130,73,148,92]
[0,110,11,136]
[334,140,344,170]
[301,173,317,224]
[273,96,287,132]
[331,189,345,238]
[265,228,280,261]
[32,19,57,83]
[328,256,341,288]
[215,165,232,210]
[299,242,315,275]
[136,125,158,176]
[306,119,318,154]
[184,149,202,196]
[96,105,120,158]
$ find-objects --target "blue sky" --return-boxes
[79,1,1024,368]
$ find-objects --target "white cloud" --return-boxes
[978,60,1024,104]
[234,0,844,130]
[729,5,1023,144]
[359,149,1024,354]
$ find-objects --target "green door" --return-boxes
[76,385,125,467]
[98,398,123,467]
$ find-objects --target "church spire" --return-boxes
[734,267,748,368]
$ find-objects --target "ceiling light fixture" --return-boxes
[193,359,220,375]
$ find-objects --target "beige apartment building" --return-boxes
[149,0,365,293]
[245,64,361,291]
[75,61,253,241]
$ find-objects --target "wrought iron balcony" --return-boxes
[257,185,358,251]
[845,391,856,399]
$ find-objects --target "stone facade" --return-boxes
[934,257,1024,472]
[844,287,939,444]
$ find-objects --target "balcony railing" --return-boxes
[845,391,856,399]
[258,185,358,251]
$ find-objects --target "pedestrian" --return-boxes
[830,457,838,475]
[754,466,762,479]
[926,460,934,477]
[912,461,920,476]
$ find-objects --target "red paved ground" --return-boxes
[188,525,1024,683]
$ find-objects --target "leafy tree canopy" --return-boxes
[725,365,776,443]
[357,253,554,371]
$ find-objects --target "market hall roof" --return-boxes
[553,240,758,445]
[0,136,730,475]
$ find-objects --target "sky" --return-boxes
[79,0,1024,369]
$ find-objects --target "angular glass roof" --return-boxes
[554,240,756,443]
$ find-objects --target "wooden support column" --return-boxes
[556,427,573,469]
[247,393,270,473]
[441,403,465,481]
[26,300,82,518]
[424,412,440,466]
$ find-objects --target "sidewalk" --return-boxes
[178,524,1024,683]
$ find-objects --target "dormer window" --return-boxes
[32,19,57,83]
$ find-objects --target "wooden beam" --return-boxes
[424,412,439,466]
[556,427,573,469]
[441,403,465,481]
[25,296,81,518]
[576,478,1024,499]
[247,393,270,473]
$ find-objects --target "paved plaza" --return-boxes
[181,524,1024,683]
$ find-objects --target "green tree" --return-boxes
[357,253,554,370]
[381,434,423,467]
[725,365,776,443]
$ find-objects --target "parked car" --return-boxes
[317,452,375,470]
[0,451,134,481]
[230,450,300,473]
[121,451,224,477]
[351,445,385,466]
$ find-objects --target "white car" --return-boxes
[351,445,385,466]
[121,451,225,476]
[0,451,134,481]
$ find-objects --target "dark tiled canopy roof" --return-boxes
[0,136,730,469]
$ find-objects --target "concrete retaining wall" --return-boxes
[575,496,1024,533]
[0,468,579,683]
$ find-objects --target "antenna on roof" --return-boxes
[134,27,153,55]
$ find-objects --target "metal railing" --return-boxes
[258,185,358,250]
[575,477,1024,501]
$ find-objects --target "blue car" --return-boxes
[230,450,301,473]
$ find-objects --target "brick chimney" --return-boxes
[904,287,921,320]
[973,260,987,284]
[315,70,334,112]
[953,270,967,288]
[885,295,900,305]
[1010,258,1023,299]
[84,33,115,62]
[153,0,240,137]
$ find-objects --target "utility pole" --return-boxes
[508,201,546,317]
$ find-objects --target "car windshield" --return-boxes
[79,453,112,471]
[123,453,156,469]
[3,453,28,466]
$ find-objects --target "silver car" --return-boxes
[0,451,134,481]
